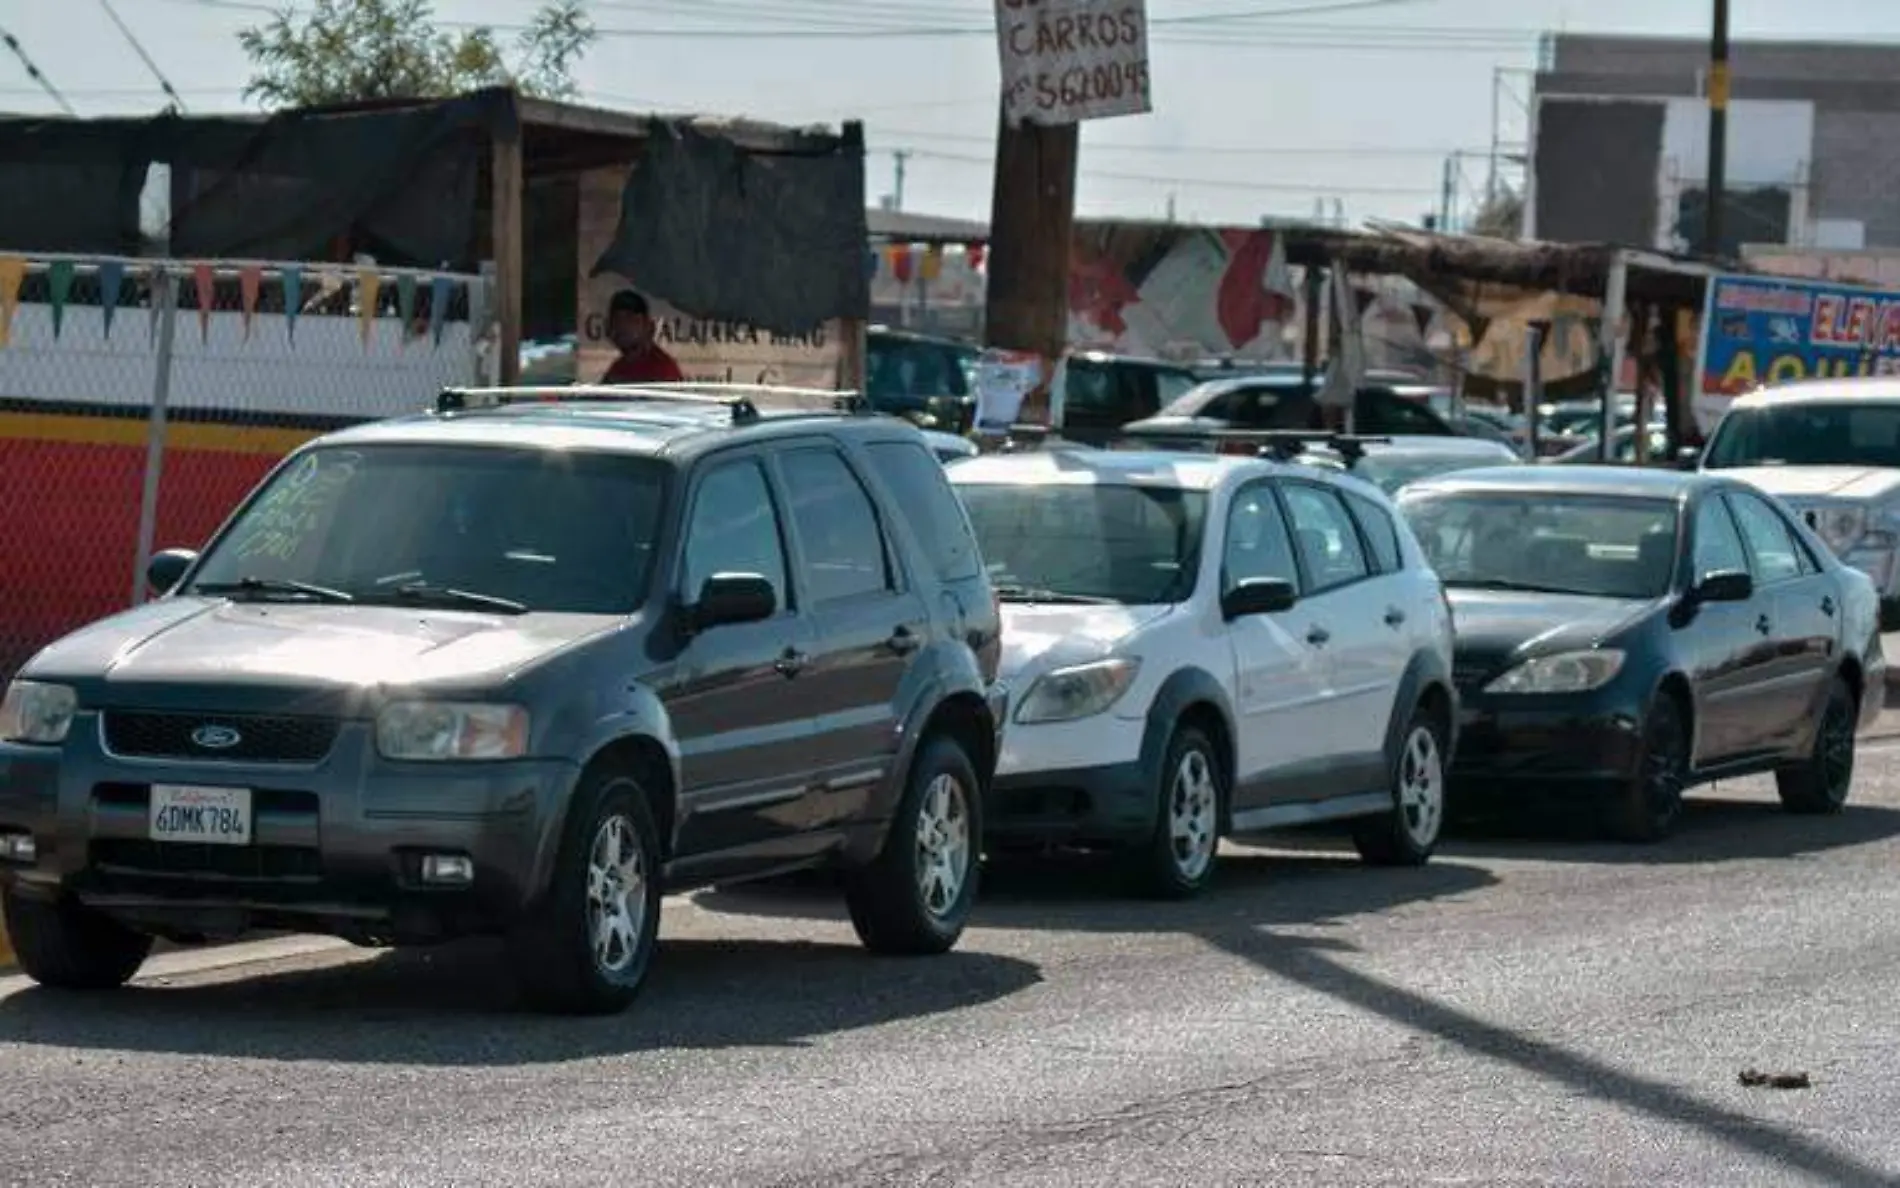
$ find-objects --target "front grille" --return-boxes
[89,839,323,881]
[102,711,340,764]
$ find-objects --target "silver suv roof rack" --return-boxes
[435,382,868,425]
[1124,427,1391,464]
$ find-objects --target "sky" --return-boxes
[6,0,1900,229]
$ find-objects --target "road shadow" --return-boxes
[0,936,1039,1067]
[694,847,1499,936]
[1440,791,1900,866]
[1208,926,1895,1187]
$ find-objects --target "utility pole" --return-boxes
[983,109,1080,422]
[1166,192,1176,222]
[892,150,909,212]
[1487,66,1502,207]
[1704,0,1730,258]
[1439,154,1455,232]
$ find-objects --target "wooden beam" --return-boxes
[491,121,525,386]
[981,107,1079,428]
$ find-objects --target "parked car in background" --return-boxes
[1695,378,1900,629]
[1052,351,1203,446]
[866,326,980,430]
[1302,435,1526,495]
[1396,465,1883,842]
[924,429,978,465]
[1115,374,1459,451]
[0,384,1005,1014]
[1548,424,1672,466]
[946,445,1458,898]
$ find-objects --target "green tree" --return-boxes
[239,0,596,108]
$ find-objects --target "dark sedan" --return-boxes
[1394,466,1887,841]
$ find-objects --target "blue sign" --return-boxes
[1697,271,1900,401]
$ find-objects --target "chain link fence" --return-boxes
[0,255,491,679]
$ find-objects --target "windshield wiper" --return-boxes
[1447,578,1581,596]
[193,577,354,604]
[376,582,529,615]
[993,583,1118,605]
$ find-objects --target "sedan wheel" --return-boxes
[1605,695,1688,843]
[1777,676,1857,815]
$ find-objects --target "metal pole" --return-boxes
[1525,320,1546,460]
[130,268,178,604]
[1704,0,1730,258]
[1599,251,1631,461]
[1488,67,1502,208]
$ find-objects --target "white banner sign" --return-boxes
[996,0,1153,127]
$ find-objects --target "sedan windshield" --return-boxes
[187,444,668,614]
[1397,491,1679,599]
[1704,401,1900,468]
[955,482,1207,604]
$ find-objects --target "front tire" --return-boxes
[510,772,663,1016]
[1604,693,1689,843]
[1354,705,1446,866]
[1777,676,1857,815]
[1128,724,1224,898]
[4,891,152,990]
[845,735,982,955]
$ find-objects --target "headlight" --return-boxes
[376,701,529,761]
[1808,505,1868,553]
[1014,658,1140,724]
[0,680,78,745]
[1484,650,1625,695]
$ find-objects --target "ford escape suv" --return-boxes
[0,385,1003,1015]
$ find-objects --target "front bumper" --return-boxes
[988,758,1157,845]
[1451,693,1646,793]
[0,712,579,943]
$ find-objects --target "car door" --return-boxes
[1219,478,1330,809]
[1338,486,1414,737]
[771,440,931,830]
[1276,478,1388,799]
[1727,489,1838,754]
[1678,493,1762,765]
[663,453,822,864]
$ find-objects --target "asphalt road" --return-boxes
[8,747,1900,1186]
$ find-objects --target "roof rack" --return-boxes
[433,382,868,424]
[1126,427,1393,465]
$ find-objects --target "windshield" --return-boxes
[955,482,1207,604]
[1352,452,1514,495]
[188,444,668,614]
[1704,402,1900,469]
[1397,491,1679,599]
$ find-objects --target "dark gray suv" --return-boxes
[0,386,1004,1014]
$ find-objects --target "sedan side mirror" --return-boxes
[690,572,777,631]
[1692,568,1753,604]
[147,547,198,596]
[1221,576,1297,620]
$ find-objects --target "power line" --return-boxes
[883,127,1509,158]
[97,0,189,111]
[0,24,75,115]
[894,146,1437,195]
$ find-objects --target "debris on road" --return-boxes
[1738,1068,1812,1090]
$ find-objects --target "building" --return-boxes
[1528,34,1900,256]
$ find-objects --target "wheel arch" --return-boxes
[1384,648,1458,777]
[1139,668,1238,828]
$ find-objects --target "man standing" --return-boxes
[600,290,685,384]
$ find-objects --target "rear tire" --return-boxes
[1777,676,1857,815]
[1603,693,1689,843]
[1127,724,1224,898]
[845,735,981,955]
[4,891,152,991]
[510,772,663,1016]
[1353,705,1445,867]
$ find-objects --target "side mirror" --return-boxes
[146,547,198,596]
[1692,568,1753,604]
[1220,576,1297,620]
[689,572,777,630]
[1675,445,1701,470]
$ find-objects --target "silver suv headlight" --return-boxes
[1015,658,1141,724]
[0,680,78,745]
[376,701,530,761]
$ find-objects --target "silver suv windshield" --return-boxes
[1704,401,1900,469]
[186,444,668,614]
[955,482,1207,605]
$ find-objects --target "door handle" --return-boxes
[1821,595,1836,617]
[774,648,807,677]
[886,625,921,655]
[1755,614,1772,636]
[1383,607,1406,628]
[1306,625,1331,647]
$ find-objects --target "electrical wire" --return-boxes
[0,24,76,115]
[892,146,1437,195]
[97,0,189,111]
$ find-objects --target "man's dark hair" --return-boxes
[609,290,652,318]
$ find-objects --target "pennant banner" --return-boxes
[357,268,381,346]
[239,266,262,340]
[429,275,451,347]
[396,273,417,342]
[966,241,986,271]
[98,260,125,339]
[316,267,343,302]
[283,265,303,341]
[192,263,215,342]
[0,257,23,348]
[45,260,74,339]
[888,244,914,285]
[920,244,944,283]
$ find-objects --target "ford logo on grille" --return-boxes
[190,724,243,750]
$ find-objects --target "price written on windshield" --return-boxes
[995,0,1153,127]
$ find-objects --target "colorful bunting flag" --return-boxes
[0,257,23,348]
[316,268,343,303]
[282,265,303,341]
[45,260,74,339]
[966,242,986,271]
[357,267,381,346]
[238,266,262,340]
[396,274,417,342]
[97,260,125,339]
[889,245,914,285]
[920,244,944,283]
[192,263,215,343]
[429,275,451,347]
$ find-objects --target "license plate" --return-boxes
[149,785,253,846]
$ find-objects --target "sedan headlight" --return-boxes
[1015,658,1141,724]
[0,680,78,745]
[1808,505,1869,554]
[1484,650,1625,695]
[376,701,530,761]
